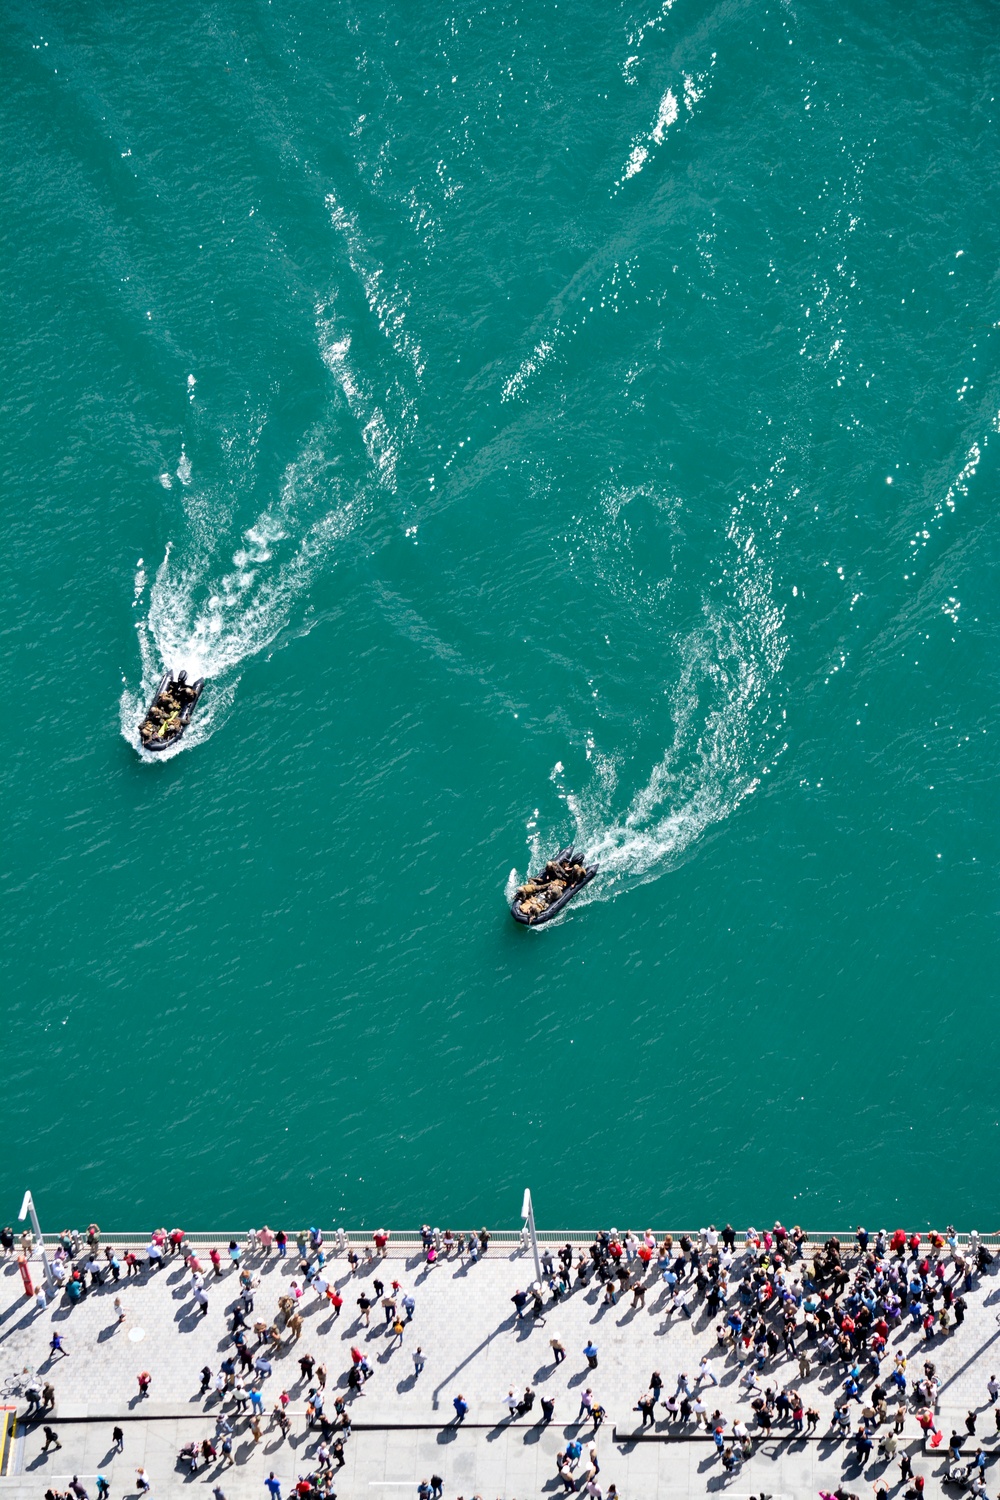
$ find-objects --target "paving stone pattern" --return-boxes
[2,1235,1000,1497]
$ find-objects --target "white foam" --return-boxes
[501,339,555,403]
[514,479,787,911]
[325,192,425,380]
[317,311,415,493]
[651,88,678,145]
[615,60,713,191]
[123,424,370,757]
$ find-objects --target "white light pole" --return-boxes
[19,1191,53,1290]
[521,1188,542,1287]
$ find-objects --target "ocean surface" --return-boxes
[2,0,998,1234]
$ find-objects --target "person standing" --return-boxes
[635,1392,655,1427]
[136,1371,151,1398]
[584,1341,598,1369]
[265,1473,282,1499]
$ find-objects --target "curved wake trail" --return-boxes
[510,478,788,913]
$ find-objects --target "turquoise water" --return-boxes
[2,0,998,1232]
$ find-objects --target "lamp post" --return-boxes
[19,1191,53,1290]
[521,1188,542,1287]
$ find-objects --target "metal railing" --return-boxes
[18,1227,1000,1254]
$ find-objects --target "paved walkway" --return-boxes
[1,1236,999,1497]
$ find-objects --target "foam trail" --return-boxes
[512,483,787,914]
[120,437,363,760]
[121,185,427,761]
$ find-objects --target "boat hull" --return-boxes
[509,847,598,925]
[510,869,596,925]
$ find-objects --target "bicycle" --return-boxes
[1,1366,35,1400]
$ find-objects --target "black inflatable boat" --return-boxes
[510,846,598,926]
[138,670,204,753]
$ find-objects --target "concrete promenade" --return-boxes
[1,1232,1000,1498]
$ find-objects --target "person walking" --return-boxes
[413,1347,426,1377]
[112,1425,124,1452]
[96,1476,110,1499]
[49,1332,68,1360]
[137,1371,151,1398]
[265,1473,282,1499]
[988,1375,1000,1404]
[550,1336,567,1365]
[135,1467,151,1493]
[41,1425,61,1451]
[452,1394,468,1423]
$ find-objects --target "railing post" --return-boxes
[520,1189,542,1287]
[18,1191,53,1291]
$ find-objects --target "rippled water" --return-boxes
[2,0,998,1230]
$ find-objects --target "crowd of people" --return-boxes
[5,1220,1000,1500]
